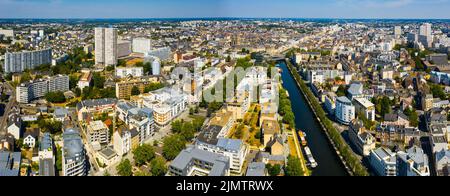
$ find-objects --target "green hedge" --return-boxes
[285,60,369,176]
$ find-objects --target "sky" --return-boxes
[0,0,449,19]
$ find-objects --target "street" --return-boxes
[0,82,16,134]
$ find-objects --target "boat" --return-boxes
[304,147,318,169]
[298,130,307,146]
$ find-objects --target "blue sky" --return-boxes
[0,0,449,19]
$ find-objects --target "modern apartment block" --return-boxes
[132,38,152,54]
[62,128,86,176]
[95,27,118,66]
[16,74,69,103]
[196,136,248,174]
[86,121,110,145]
[4,48,52,73]
[167,146,230,176]
[116,80,150,100]
[335,96,356,125]
[369,147,397,176]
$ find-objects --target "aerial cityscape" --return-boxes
[0,0,450,177]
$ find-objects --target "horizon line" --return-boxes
[1,17,450,20]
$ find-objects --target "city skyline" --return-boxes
[1,0,450,19]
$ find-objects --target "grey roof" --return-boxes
[77,98,118,110]
[63,128,85,161]
[246,162,266,176]
[54,107,69,118]
[216,138,243,152]
[373,147,396,163]
[436,149,450,163]
[197,125,223,145]
[0,151,21,176]
[348,83,363,96]
[39,158,55,176]
[170,147,229,176]
[98,147,117,160]
[336,96,352,104]
[40,132,53,151]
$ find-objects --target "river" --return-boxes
[278,61,349,176]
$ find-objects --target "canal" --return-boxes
[278,61,349,176]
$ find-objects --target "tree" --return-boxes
[336,85,347,97]
[285,156,303,176]
[266,164,281,176]
[162,135,186,160]
[430,84,447,100]
[133,144,155,166]
[45,91,66,103]
[131,86,141,96]
[116,159,133,176]
[20,72,32,83]
[150,156,167,176]
[404,107,419,127]
[92,72,105,88]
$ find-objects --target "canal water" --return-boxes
[278,62,348,176]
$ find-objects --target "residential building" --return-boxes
[422,94,434,111]
[397,146,430,176]
[335,96,355,125]
[115,77,158,99]
[167,146,230,176]
[113,127,131,156]
[78,71,92,90]
[152,59,161,75]
[76,98,117,121]
[16,75,69,103]
[137,88,188,126]
[117,40,131,58]
[115,67,144,78]
[132,38,151,54]
[145,47,171,61]
[95,27,118,66]
[369,147,397,176]
[353,97,375,121]
[196,129,248,174]
[23,129,39,148]
[62,128,86,176]
[262,120,281,148]
[86,121,110,145]
[349,120,376,156]
[435,149,450,176]
[246,162,268,176]
[4,48,52,73]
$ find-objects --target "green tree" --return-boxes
[150,156,168,176]
[162,135,186,160]
[336,85,347,97]
[131,86,141,96]
[45,91,66,103]
[266,164,281,176]
[116,159,133,176]
[92,72,105,88]
[285,156,303,176]
[133,144,155,166]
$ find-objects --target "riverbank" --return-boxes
[283,59,369,176]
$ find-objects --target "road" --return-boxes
[0,82,16,134]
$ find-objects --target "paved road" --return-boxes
[0,82,16,133]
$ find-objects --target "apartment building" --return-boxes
[115,67,144,78]
[62,128,86,176]
[167,146,230,176]
[335,96,356,125]
[4,48,52,73]
[16,74,69,103]
[196,127,248,174]
[95,27,117,66]
[115,77,158,99]
[86,121,110,145]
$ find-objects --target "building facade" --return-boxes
[95,27,118,66]
[4,48,52,73]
